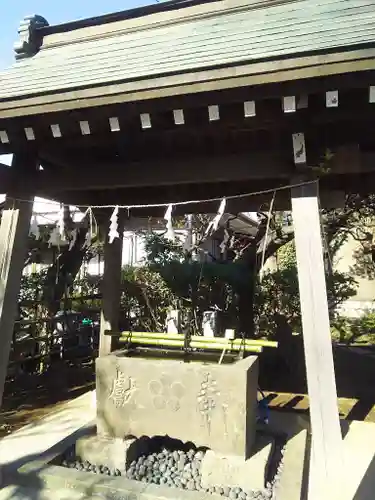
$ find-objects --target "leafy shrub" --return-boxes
[120,265,176,332]
[254,241,357,337]
[331,310,375,344]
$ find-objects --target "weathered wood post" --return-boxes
[291,181,342,500]
[99,214,125,357]
[0,153,37,408]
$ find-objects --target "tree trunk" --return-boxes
[41,227,88,314]
[237,283,255,338]
[237,244,257,338]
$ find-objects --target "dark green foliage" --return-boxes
[144,233,184,265]
[19,269,48,304]
[120,265,176,332]
[254,242,357,337]
[332,311,375,344]
[142,233,254,334]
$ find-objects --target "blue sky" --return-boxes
[0,0,153,69]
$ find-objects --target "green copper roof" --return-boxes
[0,0,374,101]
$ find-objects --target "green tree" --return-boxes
[254,241,357,337]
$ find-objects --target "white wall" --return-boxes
[84,232,149,276]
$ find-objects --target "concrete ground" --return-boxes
[340,420,375,500]
[0,390,374,500]
[261,344,375,425]
[268,412,375,500]
[264,392,375,423]
[0,390,96,495]
[1,364,95,438]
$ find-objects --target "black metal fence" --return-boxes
[8,298,101,378]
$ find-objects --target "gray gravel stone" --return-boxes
[159,463,167,473]
[60,436,280,499]
[177,458,186,470]
[187,480,196,491]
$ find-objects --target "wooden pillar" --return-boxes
[99,218,124,357]
[0,153,36,408]
[291,182,342,499]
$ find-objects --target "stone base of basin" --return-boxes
[11,412,309,500]
[16,464,229,500]
[201,433,274,492]
[75,435,147,471]
[96,353,259,458]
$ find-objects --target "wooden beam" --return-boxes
[0,162,11,173]
[291,182,342,500]
[99,217,125,357]
[0,163,12,190]
[34,146,374,194]
[0,152,37,408]
[38,151,293,191]
[51,183,347,216]
[3,90,375,153]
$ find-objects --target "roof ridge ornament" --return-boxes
[14,14,49,60]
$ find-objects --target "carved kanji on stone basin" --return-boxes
[96,354,258,458]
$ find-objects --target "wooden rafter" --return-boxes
[0,84,374,148]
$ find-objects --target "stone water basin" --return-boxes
[95,352,259,458]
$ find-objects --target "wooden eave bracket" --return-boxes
[14,14,49,61]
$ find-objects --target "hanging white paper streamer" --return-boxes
[229,234,236,249]
[83,232,91,249]
[83,210,92,249]
[164,204,175,241]
[69,228,78,251]
[29,215,40,240]
[57,205,66,241]
[183,214,193,251]
[89,207,94,240]
[108,206,120,244]
[48,227,64,247]
[183,234,192,251]
[82,207,97,249]
[205,198,226,236]
[220,229,230,254]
